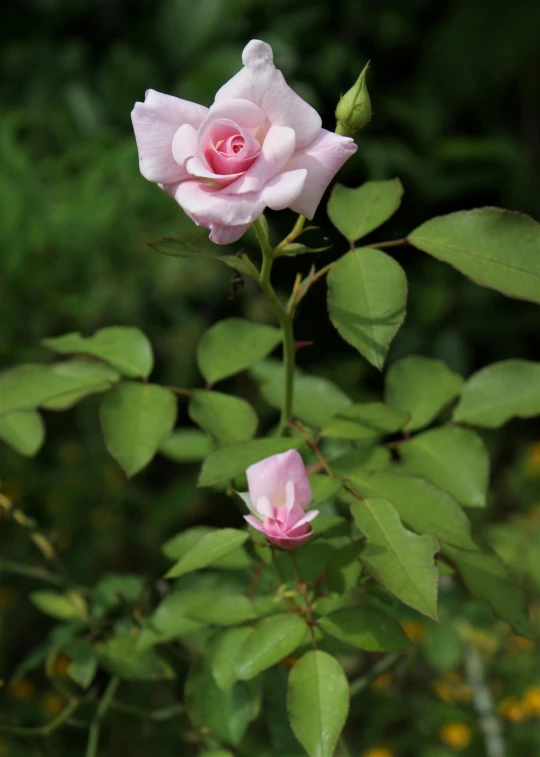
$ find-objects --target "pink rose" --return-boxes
[241,449,318,550]
[131,40,357,244]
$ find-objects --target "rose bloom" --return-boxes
[240,449,318,550]
[131,39,357,244]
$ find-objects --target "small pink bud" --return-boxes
[241,449,318,550]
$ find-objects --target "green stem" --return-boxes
[253,217,295,434]
[0,557,63,586]
[349,652,402,697]
[273,214,307,256]
[110,700,185,722]
[85,676,120,757]
[0,698,80,736]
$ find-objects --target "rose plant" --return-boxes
[1,38,539,757]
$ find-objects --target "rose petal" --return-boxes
[172,180,266,226]
[131,89,208,183]
[215,40,321,149]
[266,530,314,550]
[285,129,357,219]
[171,123,200,168]
[209,222,251,245]
[246,449,312,510]
[237,490,257,517]
[260,169,307,211]
[186,156,245,186]
[205,98,267,132]
[244,515,266,533]
[256,496,274,519]
[222,124,296,195]
[287,509,319,535]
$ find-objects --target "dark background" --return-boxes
[1,1,540,755]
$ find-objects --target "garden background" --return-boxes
[1,0,540,755]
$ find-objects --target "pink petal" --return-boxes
[255,496,274,519]
[172,180,266,226]
[287,509,319,534]
[171,123,199,167]
[260,169,307,211]
[209,222,251,245]
[286,129,357,219]
[222,125,296,195]
[215,40,322,149]
[131,90,208,184]
[185,156,244,186]
[285,480,295,513]
[266,530,314,550]
[244,515,265,533]
[206,98,267,132]
[247,449,312,510]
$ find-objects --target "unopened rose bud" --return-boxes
[335,61,371,136]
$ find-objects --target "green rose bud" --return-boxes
[335,61,372,137]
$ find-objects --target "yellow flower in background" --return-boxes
[7,678,35,701]
[41,692,65,717]
[372,672,393,692]
[499,697,526,723]
[362,748,393,757]
[523,686,540,716]
[433,672,472,704]
[440,722,472,750]
[507,633,535,655]
[51,653,71,679]
[401,619,426,644]
[525,442,540,478]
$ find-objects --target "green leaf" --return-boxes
[318,607,409,651]
[235,615,308,680]
[96,635,175,681]
[148,237,257,277]
[198,438,304,487]
[159,428,213,462]
[163,526,251,570]
[251,361,351,428]
[385,355,464,430]
[400,426,489,507]
[165,528,249,578]
[212,627,254,691]
[350,498,439,619]
[91,574,143,618]
[328,179,403,242]
[137,591,207,649]
[42,326,153,379]
[30,591,88,622]
[287,650,349,757]
[453,360,540,427]
[186,593,255,626]
[443,545,535,640]
[0,359,119,417]
[408,208,540,305]
[197,318,281,384]
[199,673,260,746]
[344,471,476,550]
[0,410,45,456]
[321,402,409,440]
[99,381,176,476]
[189,390,258,445]
[331,444,391,477]
[327,247,407,370]
[63,639,98,688]
[309,475,342,506]
[325,542,363,592]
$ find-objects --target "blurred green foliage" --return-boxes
[1,0,540,755]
